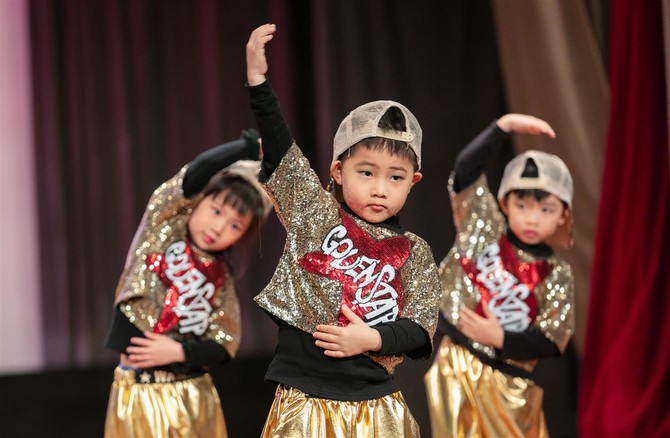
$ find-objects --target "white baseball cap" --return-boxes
[332,100,422,169]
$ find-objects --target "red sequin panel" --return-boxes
[460,234,552,327]
[147,240,224,334]
[299,210,412,327]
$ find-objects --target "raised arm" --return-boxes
[246,24,293,182]
[453,114,556,193]
[182,130,261,198]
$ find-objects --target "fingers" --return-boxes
[130,336,152,346]
[315,324,341,335]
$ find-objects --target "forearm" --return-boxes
[374,318,431,359]
[453,120,509,192]
[182,130,260,198]
[246,80,294,182]
[498,329,560,360]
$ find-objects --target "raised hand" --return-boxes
[313,305,382,358]
[496,113,556,138]
[124,331,185,368]
[458,304,504,349]
[246,23,277,86]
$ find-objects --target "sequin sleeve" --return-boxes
[205,268,242,358]
[114,166,198,307]
[439,173,505,327]
[399,234,441,337]
[263,143,339,227]
[533,257,574,352]
[254,143,343,332]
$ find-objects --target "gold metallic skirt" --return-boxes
[104,366,227,438]
[261,384,420,438]
[424,338,547,438]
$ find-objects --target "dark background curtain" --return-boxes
[578,0,670,436]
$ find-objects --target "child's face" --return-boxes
[188,193,253,252]
[330,146,422,223]
[501,192,567,246]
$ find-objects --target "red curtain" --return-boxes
[578,1,670,436]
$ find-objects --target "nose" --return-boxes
[526,208,540,224]
[211,218,227,235]
[371,178,387,198]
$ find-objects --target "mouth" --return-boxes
[202,233,215,245]
[522,230,538,239]
[368,204,386,213]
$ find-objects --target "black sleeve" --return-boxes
[104,306,231,369]
[434,311,559,361]
[182,129,261,198]
[497,329,560,361]
[246,80,294,182]
[453,120,509,192]
[373,318,432,359]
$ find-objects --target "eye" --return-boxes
[211,207,221,215]
[390,175,405,181]
[359,170,373,177]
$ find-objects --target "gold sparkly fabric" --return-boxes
[113,166,241,357]
[104,366,227,438]
[439,173,574,369]
[424,338,548,438]
[261,385,420,438]
[255,144,441,373]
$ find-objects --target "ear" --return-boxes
[558,207,570,226]
[411,172,423,186]
[330,161,343,184]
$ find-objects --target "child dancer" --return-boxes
[246,24,442,437]
[425,114,575,437]
[104,130,271,438]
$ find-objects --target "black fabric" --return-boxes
[500,329,559,361]
[506,228,553,258]
[246,80,294,182]
[374,319,431,359]
[104,306,230,369]
[182,130,261,198]
[453,120,509,193]
[264,313,399,401]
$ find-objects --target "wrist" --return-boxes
[369,328,382,352]
[247,74,266,87]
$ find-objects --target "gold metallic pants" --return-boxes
[261,384,420,437]
[424,338,548,438]
[104,366,227,438]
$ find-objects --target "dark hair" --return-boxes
[339,107,419,171]
[505,158,568,208]
[198,172,267,272]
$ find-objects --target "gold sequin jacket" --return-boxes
[439,173,574,372]
[255,144,441,373]
[113,166,241,358]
